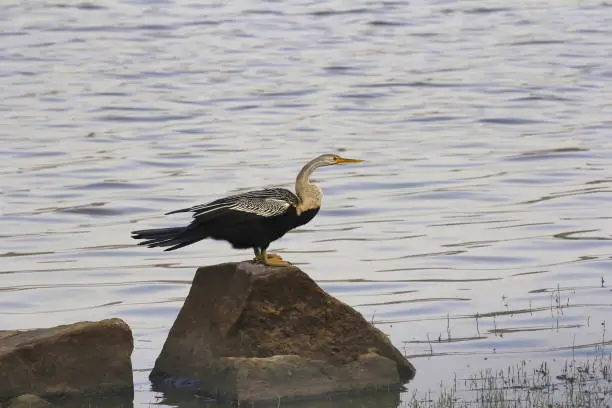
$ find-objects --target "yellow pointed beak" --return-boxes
[334,156,364,164]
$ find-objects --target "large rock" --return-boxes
[0,319,134,401]
[150,262,415,403]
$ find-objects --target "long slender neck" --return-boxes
[295,158,320,201]
[295,158,323,213]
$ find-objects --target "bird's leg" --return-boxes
[253,247,263,262]
[261,248,290,266]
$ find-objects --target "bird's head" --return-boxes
[315,153,364,167]
[296,153,365,192]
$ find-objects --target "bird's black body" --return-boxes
[131,188,319,254]
[213,207,320,250]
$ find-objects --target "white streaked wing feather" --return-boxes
[232,197,291,217]
[189,188,298,219]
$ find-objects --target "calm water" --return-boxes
[2,0,612,406]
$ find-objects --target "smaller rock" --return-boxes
[8,394,53,408]
[0,319,134,400]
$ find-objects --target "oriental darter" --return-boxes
[131,154,363,265]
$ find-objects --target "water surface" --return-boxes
[1,0,611,406]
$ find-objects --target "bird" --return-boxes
[131,153,364,266]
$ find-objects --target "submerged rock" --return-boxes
[0,319,134,401]
[151,262,415,403]
[7,394,53,408]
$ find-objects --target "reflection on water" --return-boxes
[43,394,133,408]
[1,0,612,406]
[157,387,401,408]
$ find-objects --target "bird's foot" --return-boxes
[264,255,291,266]
[253,252,291,266]
[265,252,283,260]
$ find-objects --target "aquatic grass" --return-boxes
[401,283,611,408]
[403,349,612,408]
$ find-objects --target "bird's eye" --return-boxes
[332,156,340,161]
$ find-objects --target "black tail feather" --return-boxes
[131,226,202,251]
[165,208,190,215]
[132,227,185,240]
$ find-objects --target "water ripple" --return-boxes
[2,0,612,405]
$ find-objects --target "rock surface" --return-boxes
[151,261,415,403]
[0,319,134,401]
